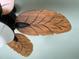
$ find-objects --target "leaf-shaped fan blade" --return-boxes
[8,34,33,57]
[16,10,71,35]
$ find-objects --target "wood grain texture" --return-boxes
[8,34,33,57]
[16,10,71,35]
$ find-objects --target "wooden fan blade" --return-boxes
[8,34,33,57]
[16,10,71,35]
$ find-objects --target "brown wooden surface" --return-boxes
[16,10,71,35]
[8,34,33,57]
